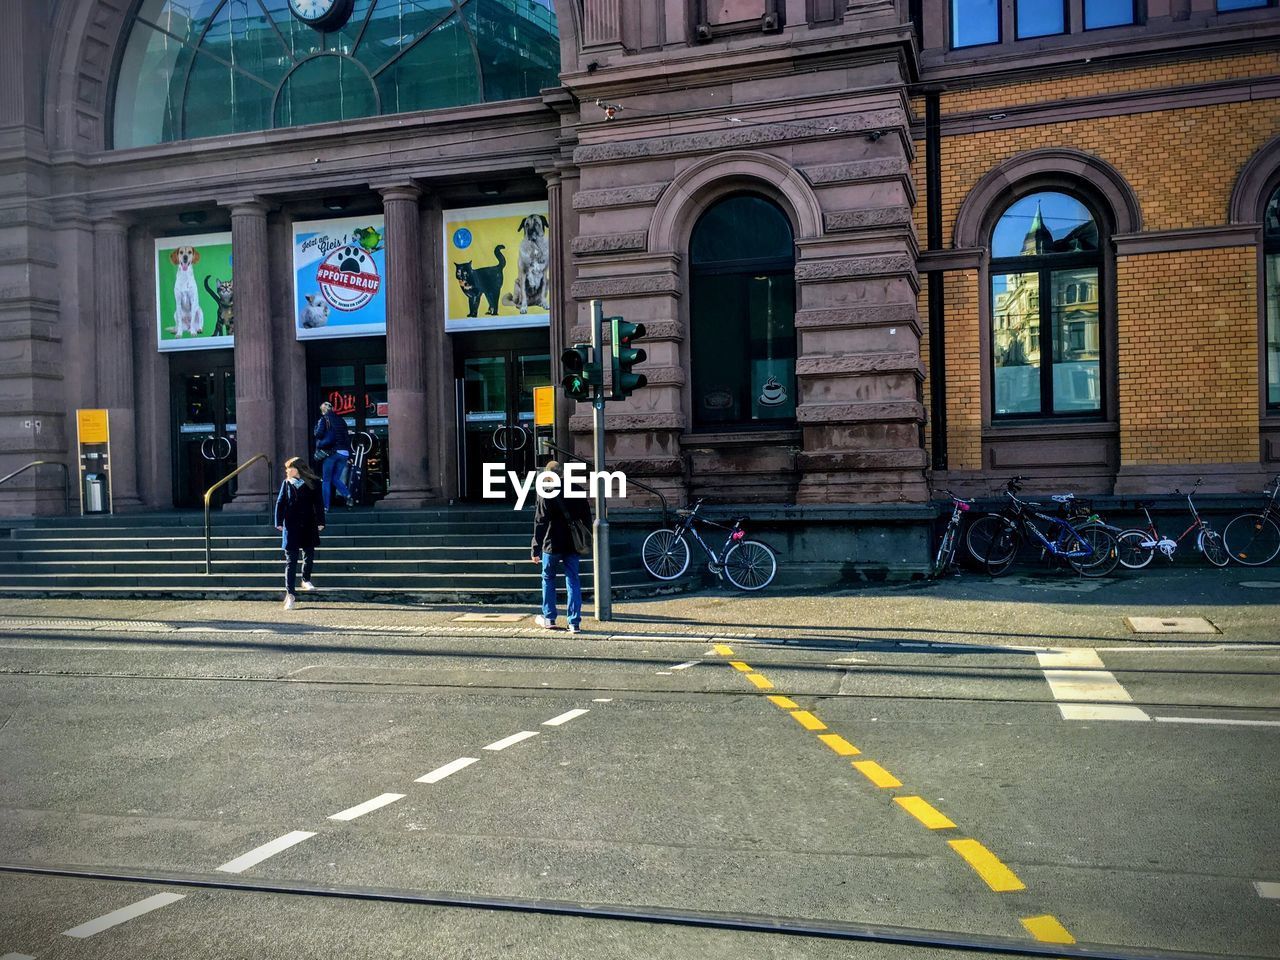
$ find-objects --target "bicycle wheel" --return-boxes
[966,515,1012,566]
[1067,526,1119,577]
[932,526,958,579]
[1115,528,1155,570]
[641,528,691,580]
[1198,527,1230,568]
[982,520,1020,577]
[1223,513,1280,566]
[723,540,777,591]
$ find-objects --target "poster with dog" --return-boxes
[154,232,234,352]
[293,215,388,341]
[443,202,551,332]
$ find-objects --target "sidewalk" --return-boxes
[0,567,1275,647]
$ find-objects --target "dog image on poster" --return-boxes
[444,202,551,332]
[154,232,234,353]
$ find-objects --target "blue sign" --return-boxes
[452,227,472,250]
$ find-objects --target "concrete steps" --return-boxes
[0,507,692,602]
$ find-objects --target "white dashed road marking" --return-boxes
[484,730,539,751]
[328,793,405,821]
[62,893,185,938]
[216,831,316,874]
[543,709,589,726]
[2,952,36,959]
[1154,716,1280,728]
[670,660,701,671]
[415,757,479,784]
[1036,649,1150,721]
[1256,881,1280,898]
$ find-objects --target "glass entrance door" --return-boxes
[172,356,236,509]
[307,341,389,506]
[456,338,551,501]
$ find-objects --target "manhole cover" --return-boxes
[451,613,526,623]
[1240,581,1280,590]
[1125,616,1219,634]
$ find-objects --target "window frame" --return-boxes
[950,0,1003,49]
[688,194,798,434]
[1265,183,1280,412]
[1014,0,1069,40]
[1082,0,1138,31]
[988,192,1107,423]
[944,0,1145,52]
[1216,0,1275,11]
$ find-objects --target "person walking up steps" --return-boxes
[313,401,352,510]
[276,456,325,611]
[531,461,593,633]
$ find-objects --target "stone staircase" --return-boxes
[0,507,692,602]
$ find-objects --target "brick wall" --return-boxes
[1116,247,1259,465]
[943,270,983,472]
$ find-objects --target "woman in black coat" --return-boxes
[275,456,325,610]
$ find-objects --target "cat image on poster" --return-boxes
[203,275,234,337]
[299,292,330,329]
[454,245,506,318]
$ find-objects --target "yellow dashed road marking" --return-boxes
[853,760,902,788]
[713,644,734,656]
[789,710,827,731]
[817,734,860,756]
[1020,915,1076,944]
[767,695,798,710]
[729,661,753,673]
[948,839,1026,892]
[746,673,774,689]
[895,796,956,830]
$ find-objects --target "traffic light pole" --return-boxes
[590,300,611,622]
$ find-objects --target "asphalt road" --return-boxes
[0,612,1277,960]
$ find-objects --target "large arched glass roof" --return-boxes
[113,0,559,149]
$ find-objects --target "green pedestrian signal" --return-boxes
[560,343,601,402]
[609,317,647,400]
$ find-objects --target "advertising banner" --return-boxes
[155,232,234,352]
[443,201,551,332]
[293,216,387,340]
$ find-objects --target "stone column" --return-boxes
[94,217,142,510]
[423,197,455,501]
[224,200,276,509]
[377,184,437,507]
[544,170,569,454]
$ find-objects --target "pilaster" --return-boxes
[93,217,142,510]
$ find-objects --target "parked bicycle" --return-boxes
[1222,474,1280,566]
[641,499,778,591]
[1111,480,1230,569]
[932,491,974,578]
[967,477,1119,577]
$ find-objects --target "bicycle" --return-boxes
[932,491,974,578]
[971,478,1119,577]
[641,499,778,591]
[1114,480,1230,569]
[1222,474,1280,566]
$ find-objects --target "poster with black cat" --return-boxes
[154,231,234,352]
[292,215,388,341]
[443,202,551,332]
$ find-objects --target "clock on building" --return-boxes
[286,0,356,31]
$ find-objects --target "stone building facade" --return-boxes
[0,0,1278,535]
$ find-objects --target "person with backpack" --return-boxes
[530,461,593,633]
[275,456,325,611]
[313,401,352,510]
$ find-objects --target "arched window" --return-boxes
[1266,185,1280,409]
[113,0,559,149]
[689,195,796,430]
[990,191,1103,419]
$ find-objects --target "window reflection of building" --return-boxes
[1266,185,1280,409]
[990,194,1102,417]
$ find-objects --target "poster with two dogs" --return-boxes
[444,201,551,332]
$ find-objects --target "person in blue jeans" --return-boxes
[531,461,592,633]
[313,401,352,510]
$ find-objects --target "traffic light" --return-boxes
[560,343,601,402]
[609,317,647,400]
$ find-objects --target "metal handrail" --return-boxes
[539,440,669,527]
[0,460,71,516]
[204,454,271,574]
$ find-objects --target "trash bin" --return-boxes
[83,473,106,514]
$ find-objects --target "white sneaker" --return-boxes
[283,594,296,611]
[535,615,556,629]
[567,623,580,634]
[300,581,316,592]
